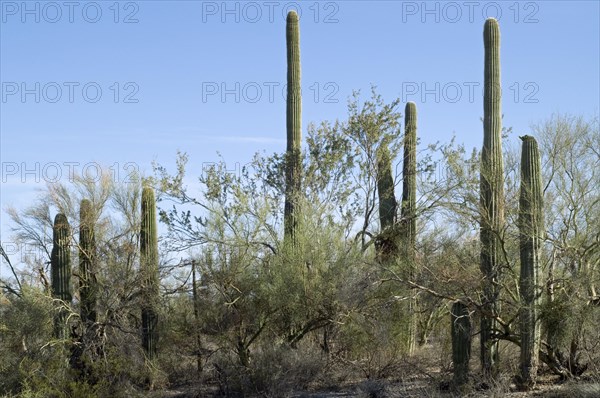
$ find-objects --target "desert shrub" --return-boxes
[211,342,326,397]
[0,287,55,395]
[334,309,407,380]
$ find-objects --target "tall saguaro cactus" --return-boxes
[451,301,472,388]
[402,101,418,355]
[79,199,97,324]
[284,10,302,247]
[141,187,159,359]
[479,17,504,378]
[518,135,543,389]
[51,213,72,339]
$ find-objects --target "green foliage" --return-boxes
[2,173,160,396]
[212,343,325,397]
[3,62,598,397]
[0,287,54,394]
[79,199,97,325]
[536,115,600,377]
[335,307,407,379]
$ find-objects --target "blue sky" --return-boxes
[1,0,599,266]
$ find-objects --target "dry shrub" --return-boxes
[210,342,326,397]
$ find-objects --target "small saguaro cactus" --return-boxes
[451,301,472,388]
[376,139,397,263]
[518,135,544,389]
[51,213,72,339]
[479,17,504,378]
[79,199,97,324]
[284,10,302,248]
[402,101,418,355]
[141,186,159,359]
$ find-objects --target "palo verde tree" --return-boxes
[536,114,600,377]
[79,199,97,325]
[1,172,166,394]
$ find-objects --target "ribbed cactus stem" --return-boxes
[480,17,504,378]
[518,135,543,389]
[284,10,302,247]
[141,187,159,359]
[402,101,418,355]
[402,102,417,249]
[377,143,397,231]
[451,301,472,388]
[79,199,97,324]
[376,140,397,264]
[51,213,72,339]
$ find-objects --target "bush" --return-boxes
[211,342,326,397]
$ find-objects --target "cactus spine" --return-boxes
[479,17,504,378]
[451,301,472,388]
[284,10,302,247]
[79,199,97,324]
[141,187,159,358]
[518,135,543,389]
[402,101,417,355]
[51,213,72,339]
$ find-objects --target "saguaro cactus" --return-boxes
[479,17,504,378]
[141,187,159,358]
[284,10,302,247]
[451,301,472,388]
[518,135,543,389]
[51,213,72,339]
[402,101,418,355]
[376,140,397,263]
[79,199,97,324]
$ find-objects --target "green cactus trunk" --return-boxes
[479,17,504,378]
[402,101,418,355]
[79,199,97,324]
[284,10,302,248]
[518,136,543,389]
[141,187,159,359]
[451,301,472,388]
[376,141,397,263]
[51,213,72,339]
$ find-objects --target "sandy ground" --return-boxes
[151,375,600,398]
